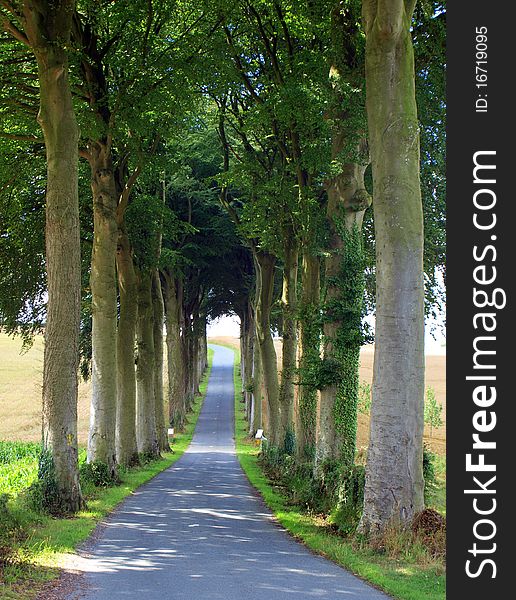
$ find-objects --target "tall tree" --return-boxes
[316,0,371,471]
[1,0,83,512]
[358,0,425,534]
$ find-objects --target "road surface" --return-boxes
[64,344,389,600]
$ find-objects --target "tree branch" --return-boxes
[1,15,29,46]
[116,134,160,222]
[247,3,284,85]
[0,131,44,145]
[224,25,263,104]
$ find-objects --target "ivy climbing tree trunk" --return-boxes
[296,251,320,461]
[21,0,83,513]
[115,224,139,467]
[317,140,371,470]
[87,141,118,476]
[135,270,159,458]
[254,250,281,447]
[278,235,298,450]
[315,0,371,471]
[359,0,425,534]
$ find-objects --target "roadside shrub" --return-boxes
[138,451,164,466]
[25,449,61,514]
[260,443,285,473]
[424,386,443,437]
[80,461,118,487]
[330,466,366,535]
[283,428,296,455]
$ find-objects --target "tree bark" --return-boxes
[244,303,256,433]
[135,270,159,458]
[182,309,194,411]
[278,236,298,450]
[163,270,187,430]
[252,330,263,433]
[115,225,139,466]
[23,0,83,513]
[359,0,425,534]
[153,270,169,452]
[296,252,320,461]
[239,314,250,420]
[317,141,371,469]
[254,250,280,447]
[87,141,118,475]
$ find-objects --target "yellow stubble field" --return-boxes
[0,333,445,455]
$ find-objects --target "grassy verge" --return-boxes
[0,348,213,600]
[221,343,445,600]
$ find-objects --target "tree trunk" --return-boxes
[115,225,139,467]
[296,252,320,461]
[239,302,255,428]
[359,0,425,534]
[135,270,159,458]
[317,142,371,469]
[153,270,169,452]
[191,314,201,396]
[239,315,250,420]
[278,236,298,450]
[182,311,194,411]
[163,271,187,430]
[23,0,83,513]
[201,324,208,370]
[87,141,118,476]
[252,332,263,433]
[254,250,280,447]
[244,303,256,434]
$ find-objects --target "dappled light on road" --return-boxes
[64,346,389,600]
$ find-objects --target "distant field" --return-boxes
[0,333,92,445]
[0,333,445,455]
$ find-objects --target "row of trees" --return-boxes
[0,0,445,535]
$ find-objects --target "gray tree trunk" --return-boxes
[317,139,371,469]
[244,303,256,434]
[153,270,169,452]
[296,252,320,461]
[115,225,139,466]
[359,0,425,534]
[278,237,298,449]
[254,250,280,447]
[163,271,187,430]
[87,141,118,476]
[135,270,159,458]
[23,0,83,513]
[252,334,263,434]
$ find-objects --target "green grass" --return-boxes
[0,347,213,600]
[426,454,446,516]
[221,344,445,600]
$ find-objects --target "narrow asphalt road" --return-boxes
[65,345,390,600]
